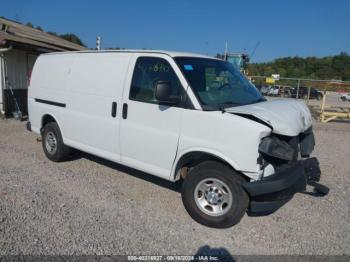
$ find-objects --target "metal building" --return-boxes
[0,17,86,118]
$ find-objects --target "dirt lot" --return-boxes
[302,92,350,109]
[0,118,349,256]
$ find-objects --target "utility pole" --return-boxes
[296,79,300,99]
[96,36,101,50]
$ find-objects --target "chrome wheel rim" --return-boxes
[194,178,232,217]
[45,131,57,155]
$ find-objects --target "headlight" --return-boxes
[259,136,295,161]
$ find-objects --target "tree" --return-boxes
[60,33,86,47]
[47,31,58,36]
[23,21,86,47]
[248,53,350,81]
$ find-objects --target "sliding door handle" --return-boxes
[111,102,117,117]
[122,103,128,119]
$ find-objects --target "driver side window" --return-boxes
[129,57,182,104]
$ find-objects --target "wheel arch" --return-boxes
[41,113,61,134]
[171,148,245,181]
[40,112,71,162]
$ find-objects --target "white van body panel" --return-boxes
[172,110,271,181]
[29,52,132,162]
[225,99,312,136]
[28,54,74,133]
[64,52,131,160]
[119,53,187,179]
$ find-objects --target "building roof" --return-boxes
[43,49,217,59]
[0,17,87,51]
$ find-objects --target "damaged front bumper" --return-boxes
[243,157,329,215]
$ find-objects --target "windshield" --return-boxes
[175,57,265,110]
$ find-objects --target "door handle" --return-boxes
[111,102,117,117]
[122,103,128,119]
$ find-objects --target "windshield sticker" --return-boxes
[184,65,193,71]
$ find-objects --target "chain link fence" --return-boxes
[250,76,350,122]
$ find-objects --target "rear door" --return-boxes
[120,54,186,179]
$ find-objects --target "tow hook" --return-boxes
[306,180,330,196]
[303,157,329,196]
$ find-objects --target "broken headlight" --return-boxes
[259,136,295,161]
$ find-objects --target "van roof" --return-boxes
[42,49,218,59]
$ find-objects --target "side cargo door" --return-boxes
[119,54,186,179]
[63,53,131,162]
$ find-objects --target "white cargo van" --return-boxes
[27,50,328,228]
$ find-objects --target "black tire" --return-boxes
[181,161,249,228]
[42,122,71,162]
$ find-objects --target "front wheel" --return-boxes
[181,161,249,228]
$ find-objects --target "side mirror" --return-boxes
[155,81,179,104]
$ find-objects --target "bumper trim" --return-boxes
[243,157,328,215]
[243,162,306,197]
[248,198,291,216]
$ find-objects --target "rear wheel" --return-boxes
[42,122,71,162]
[181,161,249,228]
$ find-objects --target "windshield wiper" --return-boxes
[256,98,267,102]
[218,102,242,112]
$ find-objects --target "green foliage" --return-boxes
[60,33,86,47]
[48,32,86,47]
[47,31,58,36]
[24,21,86,47]
[248,53,350,81]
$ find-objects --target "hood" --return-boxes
[225,99,313,136]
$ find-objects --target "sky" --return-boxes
[2,0,350,62]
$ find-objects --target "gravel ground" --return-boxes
[0,118,349,256]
